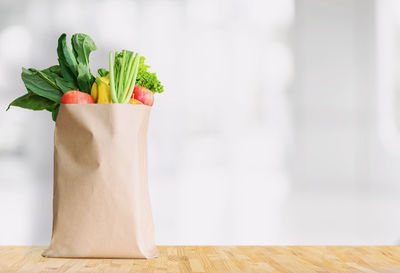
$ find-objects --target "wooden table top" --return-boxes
[1,246,400,272]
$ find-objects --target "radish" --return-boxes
[61,91,95,104]
[133,85,154,106]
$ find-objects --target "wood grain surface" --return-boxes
[1,246,400,272]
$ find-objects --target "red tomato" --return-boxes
[133,86,154,106]
[61,90,95,104]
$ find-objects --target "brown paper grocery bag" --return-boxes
[42,104,159,258]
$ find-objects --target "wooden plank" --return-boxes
[0,246,400,273]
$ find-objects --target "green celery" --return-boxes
[122,53,140,103]
[109,51,118,103]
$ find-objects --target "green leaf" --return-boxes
[58,59,75,83]
[70,34,97,93]
[55,77,77,93]
[51,104,60,121]
[136,57,164,93]
[7,93,56,111]
[57,33,78,82]
[41,65,77,93]
[21,68,63,102]
[42,65,63,77]
[97,68,108,77]
[71,34,97,66]
[76,63,93,93]
[138,56,150,71]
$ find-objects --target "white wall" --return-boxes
[1,0,400,246]
[282,0,400,244]
[0,0,294,245]
[292,0,400,193]
[291,0,377,190]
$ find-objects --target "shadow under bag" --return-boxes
[43,104,159,258]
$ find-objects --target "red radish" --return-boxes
[61,90,95,104]
[133,85,154,106]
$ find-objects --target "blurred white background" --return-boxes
[1,0,400,245]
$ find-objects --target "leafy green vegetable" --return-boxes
[71,34,97,66]
[21,68,63,102]
[55,77,77,93]
[71,34,96,93]
[41,65,63,77]
[57,33,96,93]
[7,93,56,111]
[136,56,163,93]
[57,34,78,82]
[41,65,77,93]
[8,33,98,121]
[76,63,93,93]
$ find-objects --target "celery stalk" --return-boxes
[119,52,135,102]
[116,50,126,100]
[109,51,118,103]
[120,53,136,102]
[122,53,140,103]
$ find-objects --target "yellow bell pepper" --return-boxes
[90,81,98,102]
[91,75,112,104]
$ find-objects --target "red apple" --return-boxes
[61,90,95,104]
[133,86,154,106]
